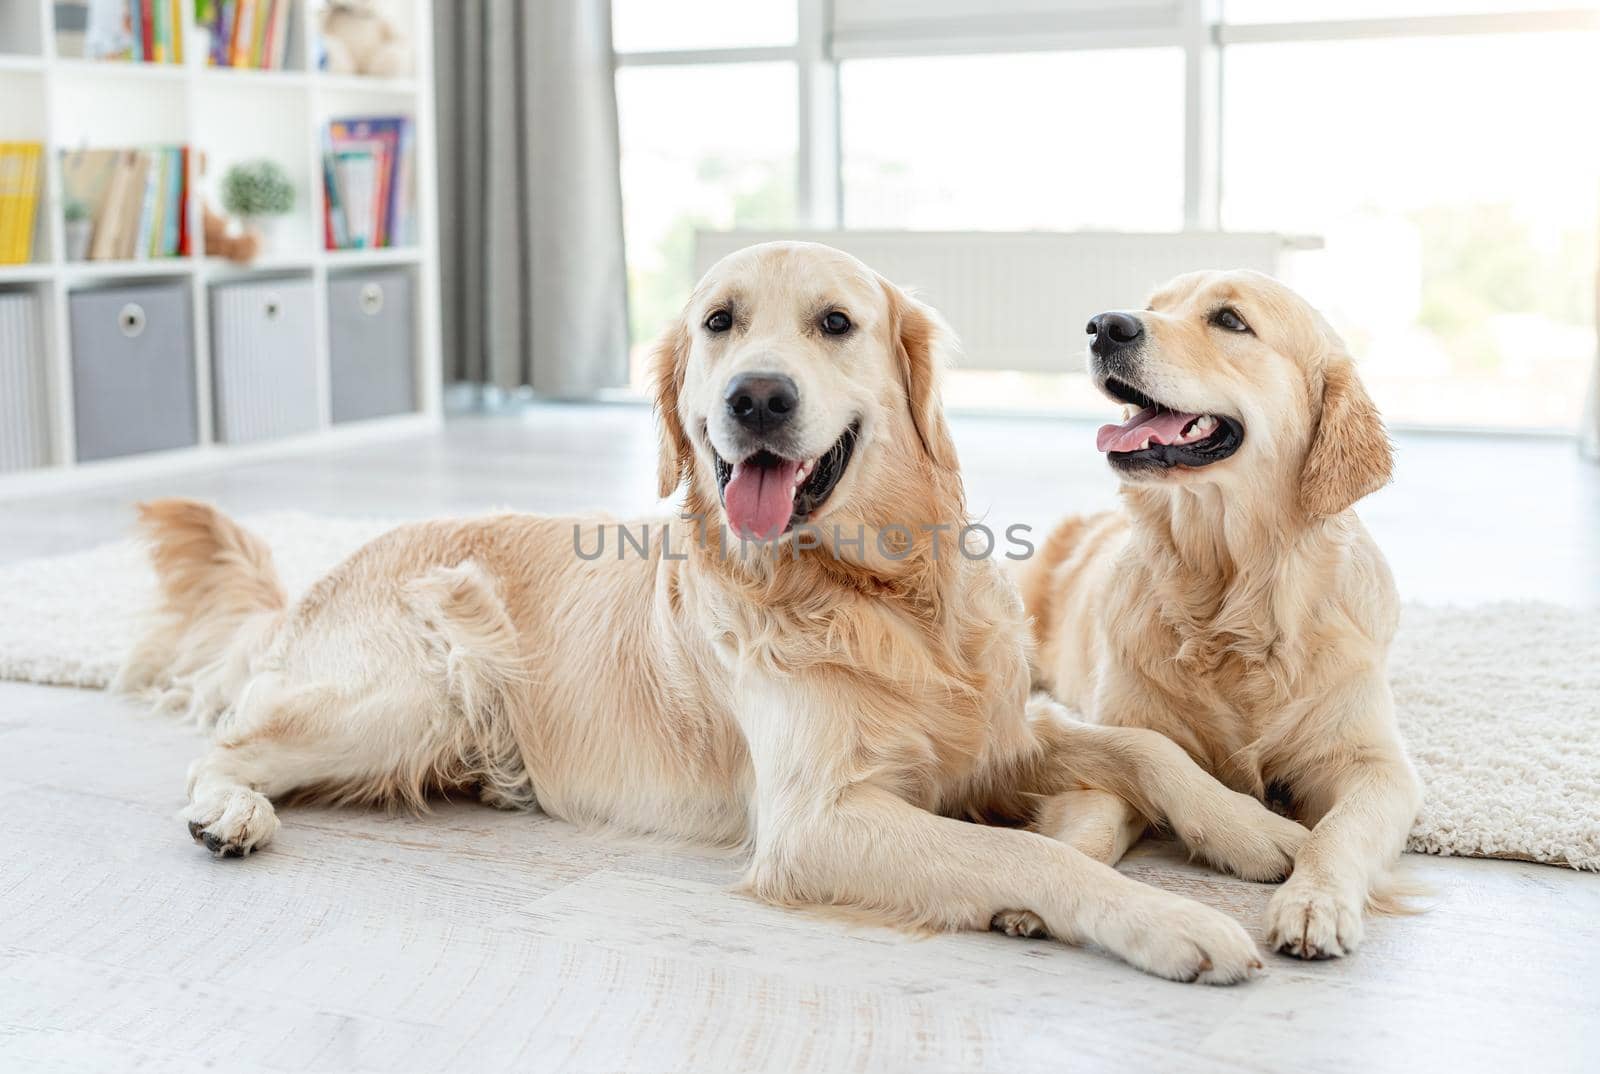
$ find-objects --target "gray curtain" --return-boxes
[434,0,629,397]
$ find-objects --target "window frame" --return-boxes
[612,0,1598,239]
[610,0,1600,434]
[612,0,841,228]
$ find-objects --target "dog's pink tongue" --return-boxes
[724,458,802,540]
[1096,406,1199,453]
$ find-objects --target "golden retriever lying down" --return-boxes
[1014,270,1422,960]
[116,243,1307,984]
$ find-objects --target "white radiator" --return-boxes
[694,230,1315,373]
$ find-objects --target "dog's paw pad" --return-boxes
[991,909,1049,939]
[183,788,279,859]
[1264,883,1363,960]
[1142,900,1262,985]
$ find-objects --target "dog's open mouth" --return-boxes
[714,421,859,540]
[1097,376,1243,471]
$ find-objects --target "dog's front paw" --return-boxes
[1108,891,1263,985]
[183,788,279,858]
[1264,879,1363,959]
[1184,794,1309,883]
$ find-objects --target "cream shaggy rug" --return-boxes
[0,511,1595,871]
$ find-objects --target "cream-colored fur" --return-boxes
[1017,270,1422,960]
[118,243,1309,984]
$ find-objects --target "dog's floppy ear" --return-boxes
[881,278,959,473]
[649,318,693,499]
[1299,354,1392,517]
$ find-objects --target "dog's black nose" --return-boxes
[1087,312,1144,354]
[725,372,799,434]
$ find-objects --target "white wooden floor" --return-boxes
[2,406,1597,1073]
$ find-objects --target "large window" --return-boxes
[841,49,1185,232]
[616,64,797,361]
[612,1,1600,431]
[1223,33,1599,428]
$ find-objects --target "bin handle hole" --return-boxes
[360,283,384,316]
[118,304,146,339]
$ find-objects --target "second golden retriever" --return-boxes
[1016,270,1421,959]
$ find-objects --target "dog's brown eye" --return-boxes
[821,311,852,336]
[705,310,733,333]
[1212,308,1250,333]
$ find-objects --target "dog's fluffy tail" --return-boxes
[113,499,286,726]
[1368,870,1432,916]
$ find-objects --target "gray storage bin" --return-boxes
[211,277,319,444]
[70,281,197,462]
[329,269,416,423]
[0,290,50,472]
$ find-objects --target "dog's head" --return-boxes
[650,241,959,543]
[1085,269,1392,517]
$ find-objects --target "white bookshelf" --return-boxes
[0,0,442,496]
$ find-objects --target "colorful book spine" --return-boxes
[0,144,44,265]
[259,0,276,69]
[249,0,267,68]
[162,148,183,256]
[214,0,233,66]
[0,151,12,259]
[89,151,128,260]
[177,147,191,255]
[151,0,167,63]
[146,151,167,258]
[271,0,291,69]
[128,0,143,61]
[140,0,155,63]
[254,0,274,69]
[391,121,415,246]
[121,151,151,259]
[322,149,349,250]
[21,146,41,262]
[231,0,256,68]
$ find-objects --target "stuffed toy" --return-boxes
[191,152,259,264]
[203,203,260,264]
[319,0,413,78]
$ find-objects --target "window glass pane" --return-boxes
[611,0,796,52]
[841,49,1185,231]
[1224,0,1596,22]
[616,63,797,362]
[1223,33,1599,429]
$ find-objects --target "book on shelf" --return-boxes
[208,0,295,70]
[0,144,45,265]
[323,117,415,251]
[60,146,190,262]
[81,0,184,64]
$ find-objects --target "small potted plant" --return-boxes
[221,159,294,251]
[63,199,92,261]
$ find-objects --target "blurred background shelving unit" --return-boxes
[0,0,440,495]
